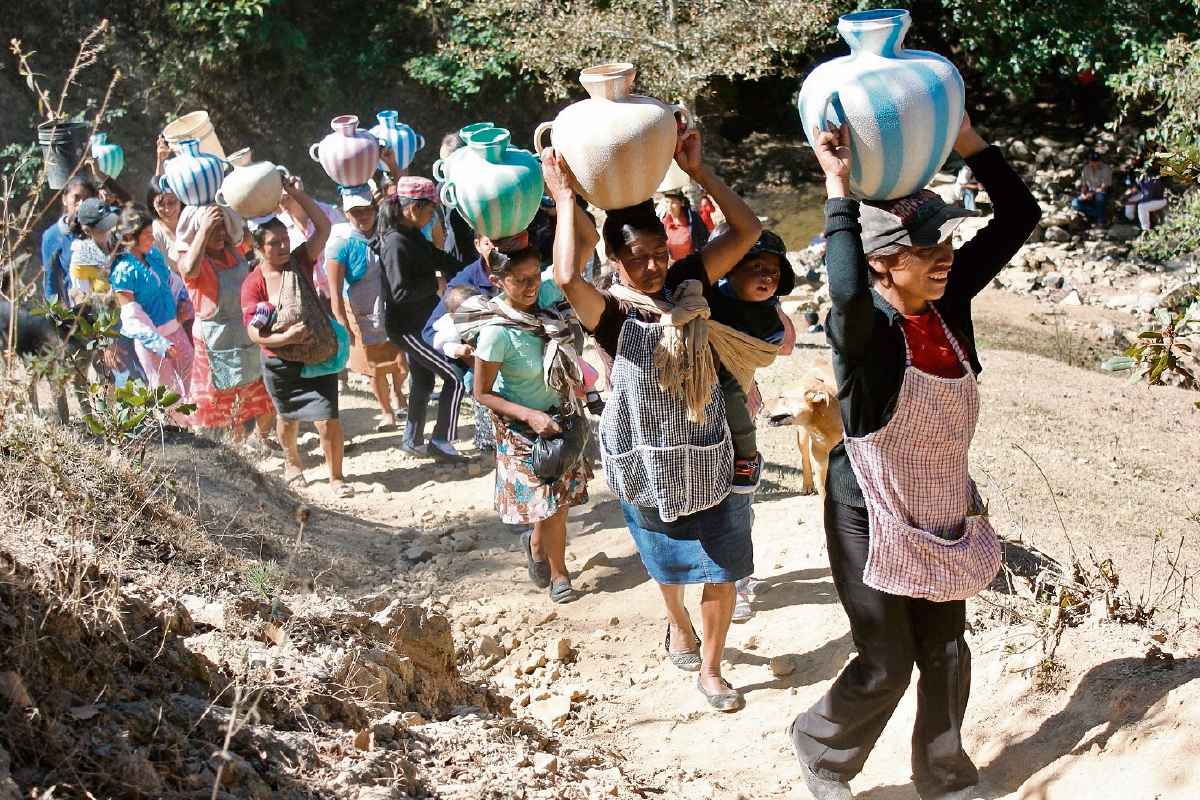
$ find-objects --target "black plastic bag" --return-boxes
[531,411,590,483]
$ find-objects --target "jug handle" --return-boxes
[276,164,292,179]
[813,91,842,139]
[309,143,321,163]
[533,122,554,153]
[440,182,458,209]
[415,134,425,151]
[432,159,448,183]
[156,174,171,193]
[215,190,229,209]
[671,105,692,133]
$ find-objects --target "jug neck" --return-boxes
[468,128,511,164]
[178,138,202,156]
[332,115,360,136]
[91,133,108,145]
[376,110,398,129]
[837,9,910,58]
[580,63,636,101]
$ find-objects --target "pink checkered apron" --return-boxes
[842,308,1001,602]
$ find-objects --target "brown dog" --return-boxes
[761,357,843,496]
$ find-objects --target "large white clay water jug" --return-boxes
[798,9,964,201]
[535,63,689,211]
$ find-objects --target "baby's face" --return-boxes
[728,253,781,302]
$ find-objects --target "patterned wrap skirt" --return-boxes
[492,412,591,525]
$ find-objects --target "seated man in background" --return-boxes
[1069,150,1112,226]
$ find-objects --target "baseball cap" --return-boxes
[340,185,374,212]
[394,176,439,204]
[76,198,119,231]
[858,190,977,255]
[743,229,796,296]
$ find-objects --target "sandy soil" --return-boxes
[229,288,1200,799]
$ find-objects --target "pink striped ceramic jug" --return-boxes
[309,115,380,189]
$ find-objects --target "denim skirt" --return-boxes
[621,492,754,585]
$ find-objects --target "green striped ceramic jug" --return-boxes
[438,127,543,240]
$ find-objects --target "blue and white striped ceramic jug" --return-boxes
[370,111,425,171]
[160,138,225,206]
[439,127,543,240]
[798,9,964,201]
[89,133,124,179]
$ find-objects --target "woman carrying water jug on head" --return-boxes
[785,110,1040,800]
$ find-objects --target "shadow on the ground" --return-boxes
[751,567,839,612]
[732,631,854,695]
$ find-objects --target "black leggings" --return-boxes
[789,499,977,800]
[389,330,464,448]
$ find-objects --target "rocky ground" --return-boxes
[4,116,1200,799]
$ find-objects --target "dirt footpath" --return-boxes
[254,293,1200,799]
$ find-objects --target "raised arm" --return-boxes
[814,122,876,362]
[943,112,1041,302]
[176,206,224,281]
[544,148,606,332]
[675,130,761,284]
[283,176,331,262]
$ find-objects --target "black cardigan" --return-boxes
[824,145,1042,507]
[375,225,457,336]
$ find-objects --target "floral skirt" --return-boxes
[492,412,591,525]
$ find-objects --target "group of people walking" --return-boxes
[38,102,1041,800]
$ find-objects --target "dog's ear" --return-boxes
[804,388,828,407]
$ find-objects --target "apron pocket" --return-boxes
[600,436,733,524]
[863,505,1002,602]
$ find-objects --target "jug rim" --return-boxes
[838,8,909,27]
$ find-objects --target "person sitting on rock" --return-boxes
[1069,151,1112,226]
[1122,164,1167,232]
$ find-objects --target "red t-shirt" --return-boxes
[898,310,965,379]
[662,213,693,262]
[240,245,316,359]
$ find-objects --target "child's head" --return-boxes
[443,284,481,315]
[727,230,795,303]
[804,311,820,326]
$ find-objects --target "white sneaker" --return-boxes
[732,590,754,622]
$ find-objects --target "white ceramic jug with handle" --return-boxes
[216,160,291,219]
[535,63,689,211]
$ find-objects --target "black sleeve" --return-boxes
[823,198,875,364]
[943,145,1042,304]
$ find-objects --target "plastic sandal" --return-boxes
[521,530,551,588]
[549,578,577,604]
[664,622,702,672]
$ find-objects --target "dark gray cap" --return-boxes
[859,189,977,255]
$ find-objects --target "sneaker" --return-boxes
[800,761,853,800]
[788,718,854,799]
[731,452,762,494]
[585,389,605,416]
[398,442,429,459]
[732,590,754,622]
[428,440,470,464]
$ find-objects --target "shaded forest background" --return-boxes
[2,0,1199,219]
